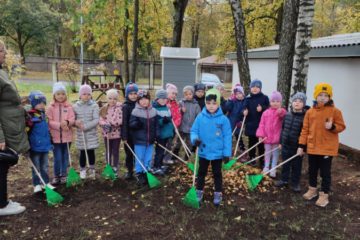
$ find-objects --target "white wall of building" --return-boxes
[231,58,360,150]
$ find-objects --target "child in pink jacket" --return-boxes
[256,91,286,177]
[99,89,123,174]
[46,82,75,184]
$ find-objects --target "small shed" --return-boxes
[160,47,200,99]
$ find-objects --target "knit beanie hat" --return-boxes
[205,88,221,105]
[166,83,178,94]
[270,91,283,102]
[106,88,119,99]
[183,85,194,94]
[79,84,92,96]
[233,85,244,95]
[250,79,262,89]
[155,89,168,100]
[53,82,67,95]
[137,89,151,102]
[29,90,47,108]
[313,82,333,99]
[125,82,139,97]
[215,83,225,91]
[291,92,307,104]
[194,83,206,92]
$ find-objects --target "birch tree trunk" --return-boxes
[291,0,315,96]
[228,0,251,91]
[277,0,300,107]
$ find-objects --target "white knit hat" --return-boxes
[53,82,67,95]
[106,88,119,98]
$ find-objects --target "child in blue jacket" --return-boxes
[152,89,174,175]
[225,85,246,153]
[243,79,270,167]
[26,91,54,193]
[191,88,232,206]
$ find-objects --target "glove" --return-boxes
[102,124,112,133]
[223,157,230,164]
[236,121,242,129]
[194,139,202,147]
[162,116,170,124]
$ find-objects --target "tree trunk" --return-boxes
[274,3,284,44]
[123,1,130,84]
[191,22,200,48]
[228,0,251,92]
[172,0,189,47]
[291,0,315,96]
[276,0,300,107]
[131,0,139,82]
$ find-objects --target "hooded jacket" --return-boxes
[179,99,201,134]
[191,108,232,160]
[256,107,287,144]
[99,102,122,139]
[153,101,174,139]
[243,92,270,136]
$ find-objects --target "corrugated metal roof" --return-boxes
[160,47,200,59]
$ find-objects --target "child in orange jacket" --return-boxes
[297,83,345,207]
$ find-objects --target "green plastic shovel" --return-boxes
[101,135,116,181]
[182,148,200,209]
[246,154,300,191]
[66,143,81,188]
[125,142,161,189]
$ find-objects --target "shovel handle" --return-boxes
[242,146,280,166]
[263,154,300,175]
[155,142,187,164]
[235,137,267,161]
[192,148,199,187]
[171,119,192,157]
[27,157,47,186]
[82,131,90,167]
[234,115,247,156]
[67,142,72,168]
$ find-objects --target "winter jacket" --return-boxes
[46,101,75,144]
[280,108,308,154]
[168,99,182,127]
[121,99,136,141]
[26,109,52,153]
[99,102,122,139]
[191,108,232,160]
[179,99,201,134]
[194,96,205,110]
[220,96,227,114]
[73,100,99,150]
[225,98,245,133]
[256,107,286,144]
[153,101,174,140]
[299,100,346,156]
[243,92,270,136]
[129,103,159,145]
[0,68,29,153]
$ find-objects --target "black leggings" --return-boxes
[0,162,10,208]
[79,149,95,169]
[124,141,135,172]
[196,158,223,192]
[308,155,333,193]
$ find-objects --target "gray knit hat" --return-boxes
[183,85,194,94]
[291,92,307,104]
[155,89,168,99]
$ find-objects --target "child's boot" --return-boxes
[315,192,329,207]
[80,169,87,179]
[196,190,203,202]
[51,176,61,185]
[33,185,42,193]
[124,171,133,180]
[303,186,318,200]
[213,192,222,206]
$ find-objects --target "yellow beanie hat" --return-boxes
[313,82,333,99]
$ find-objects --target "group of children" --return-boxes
[24,78,345,207]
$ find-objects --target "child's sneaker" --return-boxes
[262,167,269,174]
[0,202,26,216]
[80,169,87,179]
[51,177,61,185]
[89,169,96,180]
[124,171,133,180]
[291,184,301,193]
[303,187,318,200]
[315,192,329,207]
[45,183,56,190]
[213,192,222,206]
[60,176,67,184]
[269,171,276,178]
[136,173,147,186]
[33,185,42,193]
[196,190,203,202]
[153,168,165,176]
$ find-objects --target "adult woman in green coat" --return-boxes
[0,40,30,216]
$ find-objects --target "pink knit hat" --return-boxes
[79,84,92,96]
[166,83,178,94]
[270,91,282,102]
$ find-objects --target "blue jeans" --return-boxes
[134,144,154,173]
[53,143,70,177]
[30,151,49,186]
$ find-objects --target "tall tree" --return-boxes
[122,0,130,84]
[172,0,189,47]
[131,0,140,82]
[228,0,251,91]
[277,0,300,107]
[0,0,59,62]
[291,0,315,96]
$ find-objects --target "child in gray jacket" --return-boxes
[73,85,99,180]
[173,86,201,160]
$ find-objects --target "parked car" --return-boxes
[200,73,223,88]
